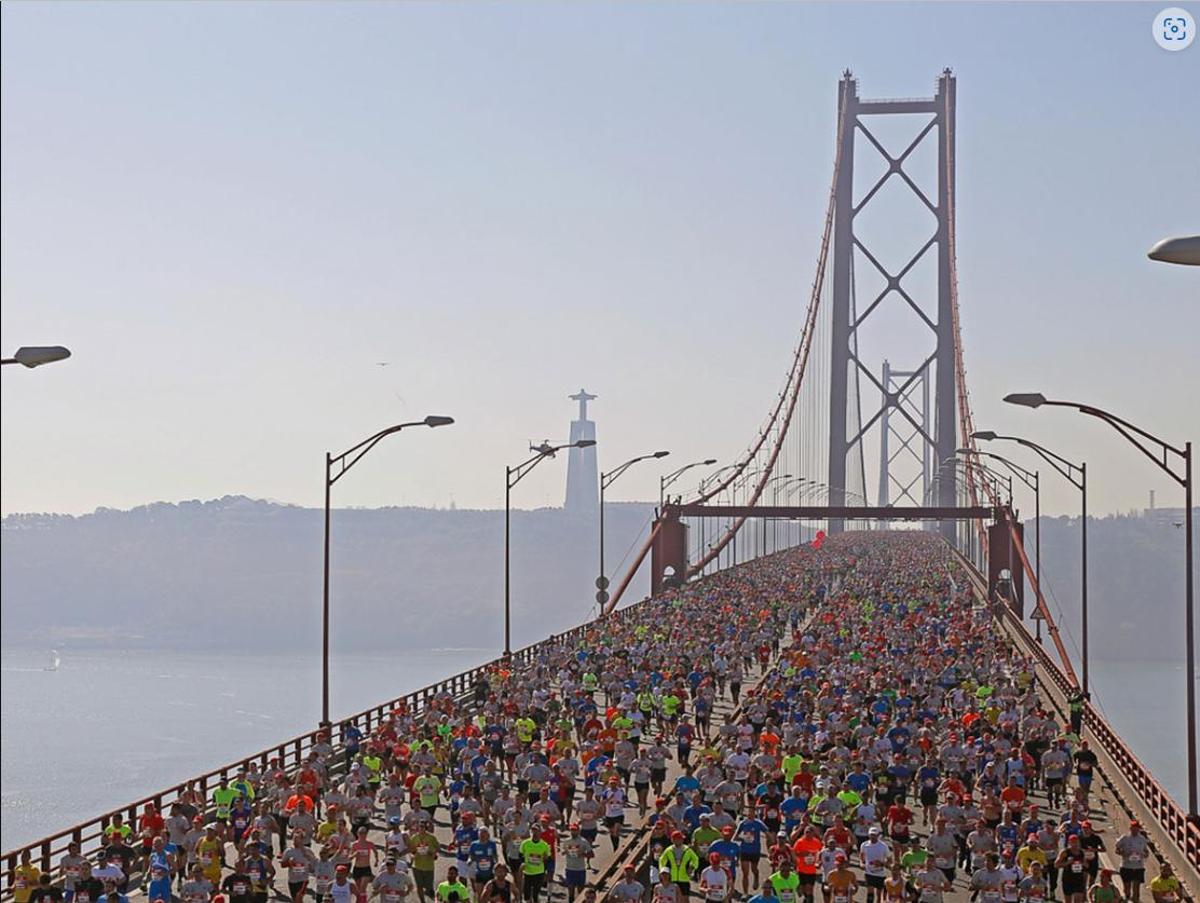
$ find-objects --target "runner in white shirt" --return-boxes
[700,854,731,903]
[858,827,891,903]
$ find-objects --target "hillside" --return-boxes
[2,500,1194,662]
[0,497,656,653]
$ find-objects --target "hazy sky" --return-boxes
[2,1,1197,519]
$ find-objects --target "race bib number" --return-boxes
[1070,863,1083,874]
[233,882,249,895]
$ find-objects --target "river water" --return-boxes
[0,647,1192,852]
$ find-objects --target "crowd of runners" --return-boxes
[7,533,1185,903]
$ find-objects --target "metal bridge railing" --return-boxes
[954,549,1200,890]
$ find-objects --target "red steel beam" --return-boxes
[600,519,662,616]
[677,504,997,520]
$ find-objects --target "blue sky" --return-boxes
[2,1,1197,517]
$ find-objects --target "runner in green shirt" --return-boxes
[414,770,442,815]
[769,860,801,903]
[409,829,441,903]
[437,867,472,903]
[519,826,552,902]
[212,779,239,821]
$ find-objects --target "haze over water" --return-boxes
[0,646,489,852]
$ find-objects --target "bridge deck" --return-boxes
[5,533,1192,903]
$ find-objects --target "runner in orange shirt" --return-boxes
[793,825,824,903]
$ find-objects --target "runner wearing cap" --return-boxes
[653,870,683,903]
[1078,822,1105,887]
[858,827,890,903]
[1114,822,1149,903]
[1056,838,1088,903]
[370,858,410,903]
[611,866,646,903]
[700,852,731,903]
[660,833,700,899]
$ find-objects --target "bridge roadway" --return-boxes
[5,536,1194,903]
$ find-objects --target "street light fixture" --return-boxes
[660,458,717,508]
[973,429,1089,698]
[959,446,1042,632]
[1003,391,1197,820]
[1,346,71,368]
[764,473,793,555]
[1147,235,1200,266]
[600,450,670,600]
[322,415,455,726]
[505,438,596,656]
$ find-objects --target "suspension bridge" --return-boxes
[4,70,1196,903]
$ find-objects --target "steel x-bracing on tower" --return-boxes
[877,359,932,507]
[828,70,958,535]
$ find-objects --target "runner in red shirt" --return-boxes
[885,801,914,856]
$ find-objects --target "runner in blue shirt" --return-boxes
[780,790,808,835]
[708,829,741,882]
[846,765,872,795]
[684,800,713,831]
[452,822,478,873]
[735,816,770,896]
[469,831,499,896]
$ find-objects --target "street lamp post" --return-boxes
[506,439,596,656]
[782,477,810,548]
[660,458,717,508]
[974,430,1089,697]
[1004,391,1197,820]
[601,450,669,595]
[950,453,1020,609]
[961,448,1042,637]
[1,346,71,368]
[322,414,454,726]
[764,473,794,555]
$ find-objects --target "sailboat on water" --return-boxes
[44,649,60,672]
